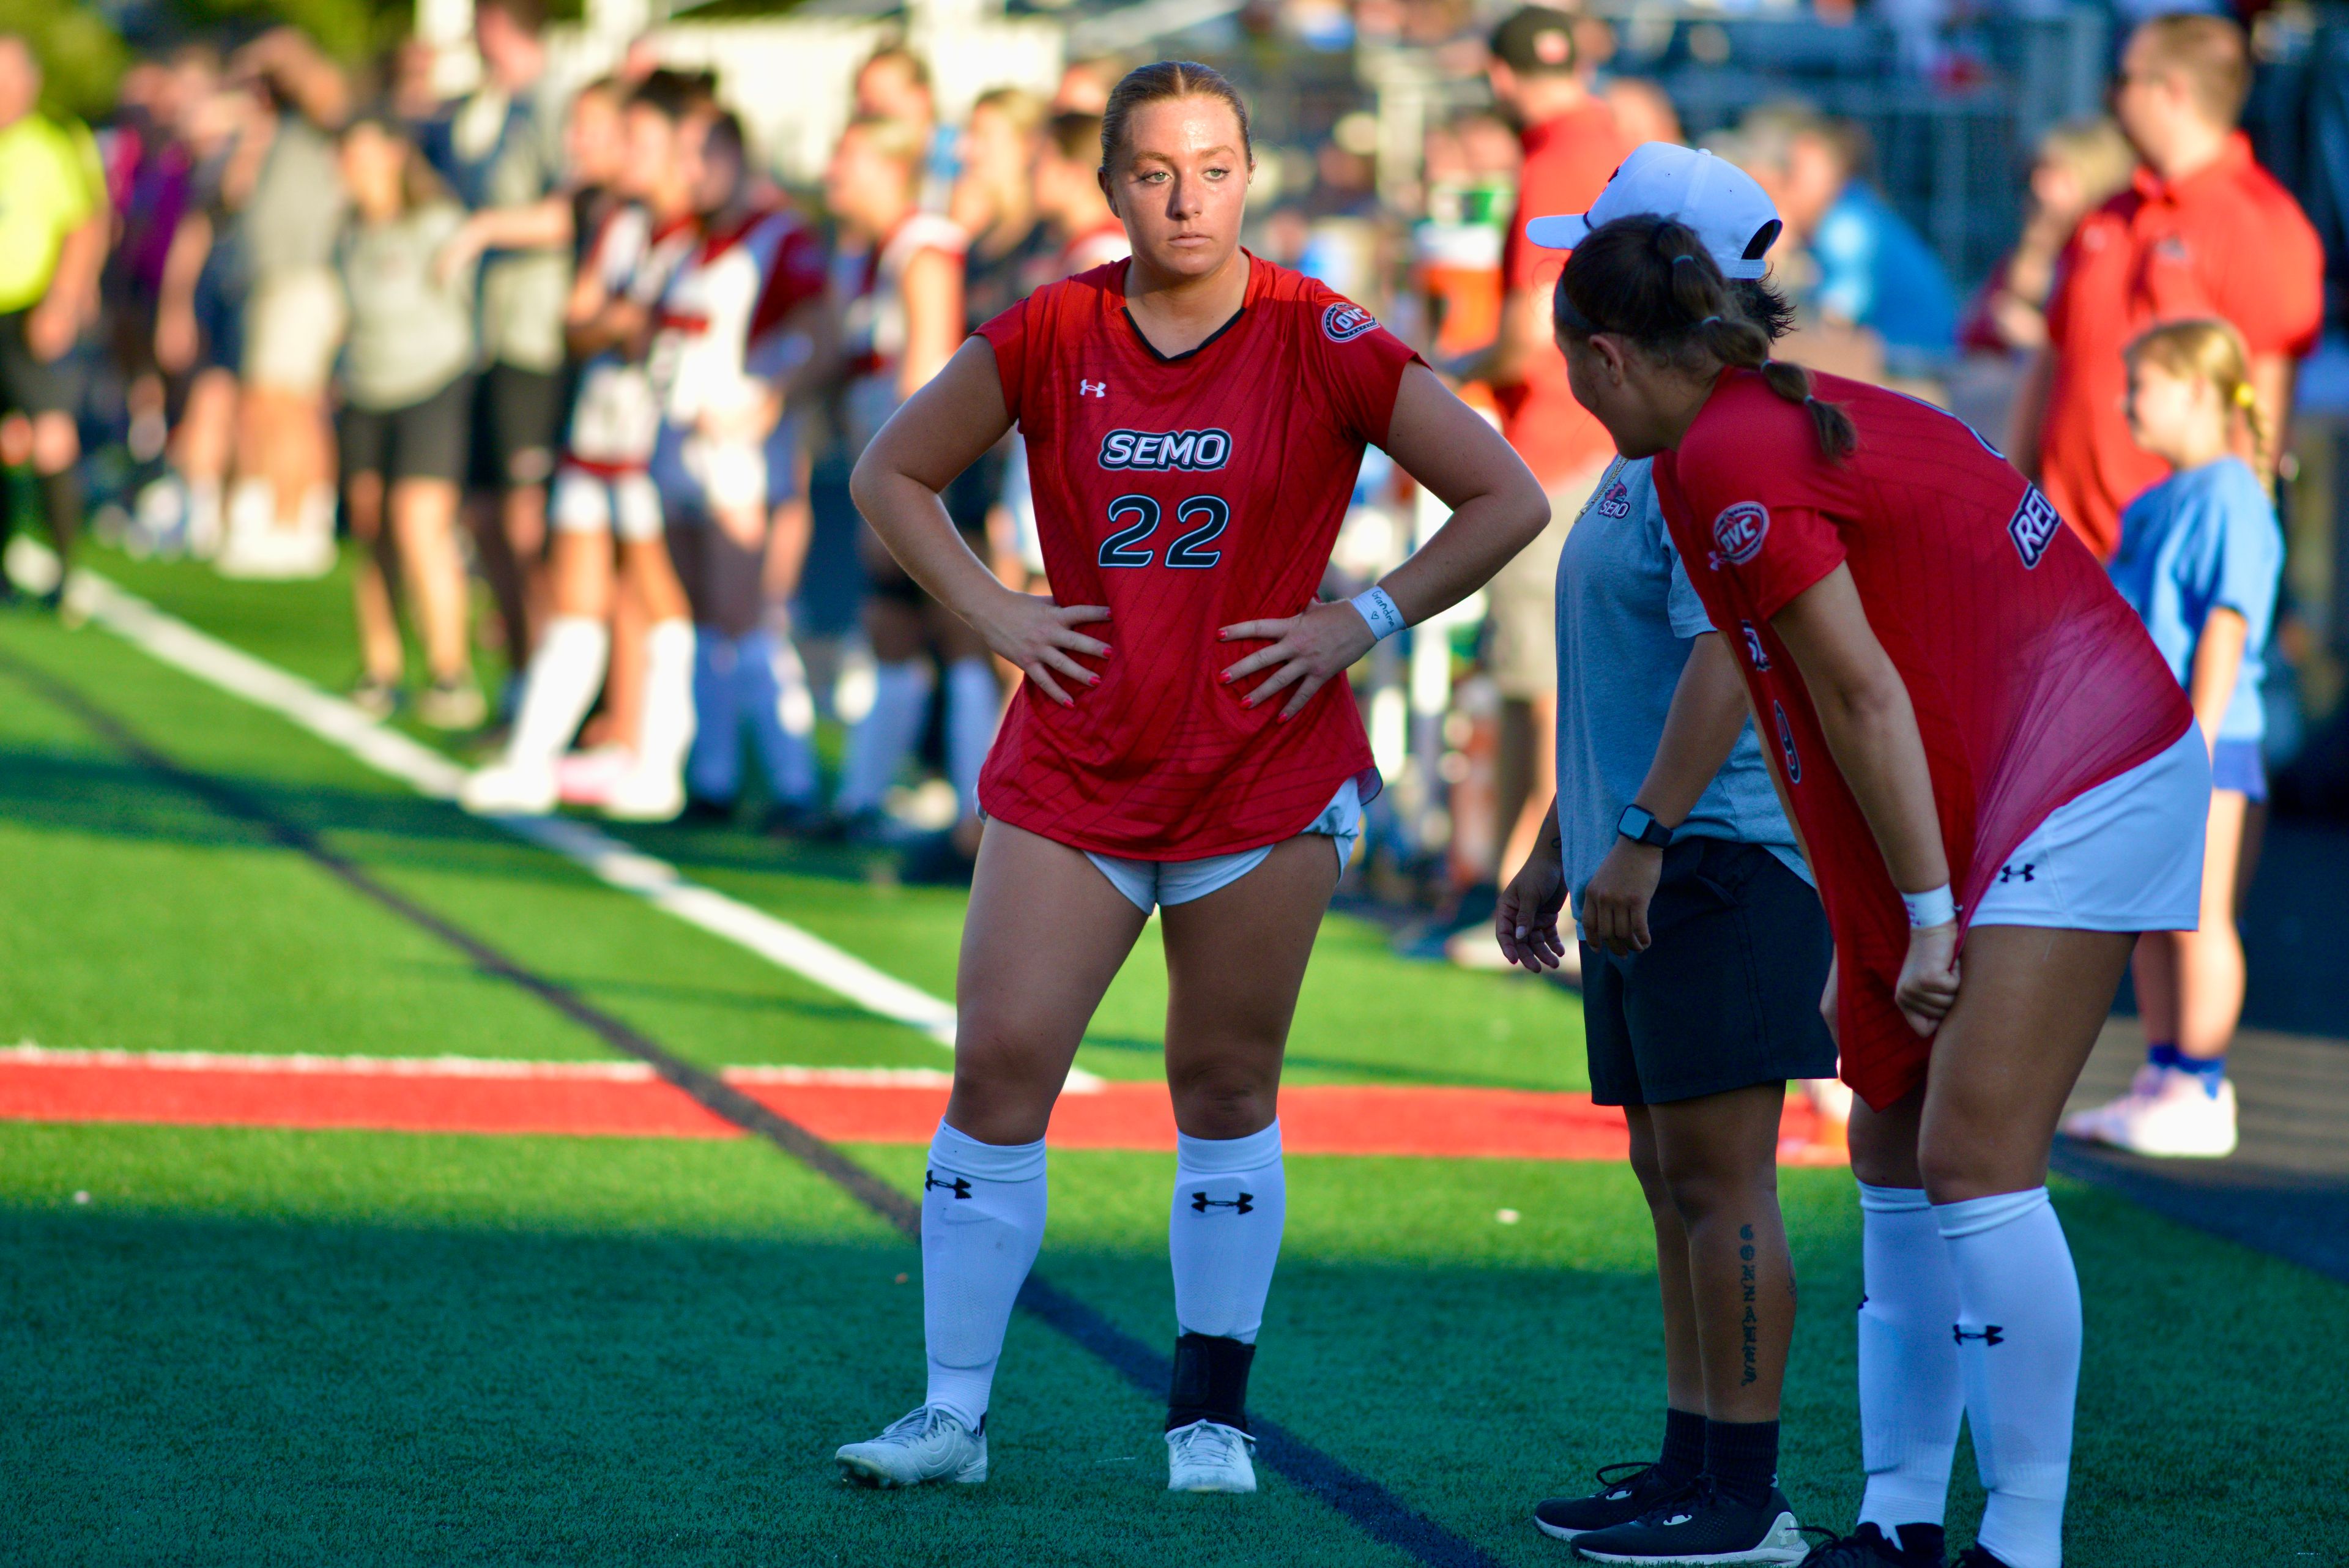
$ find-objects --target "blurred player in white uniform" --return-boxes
[650,108,834,827]
[464,71,705,821]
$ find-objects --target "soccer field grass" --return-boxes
[1,555,2344,1566]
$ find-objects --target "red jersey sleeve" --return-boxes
[1299,286,1420,448]
[975,293,1035,424]
[1674,382,1847,620]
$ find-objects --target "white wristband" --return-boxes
[1901,883,1956,929]
[1350,586,1406,641]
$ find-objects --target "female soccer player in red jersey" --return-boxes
[833,61,1549,1496]
[1553,217,2208,1568]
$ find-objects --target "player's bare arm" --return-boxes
[850,336,1109,707]
[1769,564,1959,1033]
[2188,605,2250,748]
[1217,362,1548,718]
[1579,631,1750,956]
[1496,801,1568,972]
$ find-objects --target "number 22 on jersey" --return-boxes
[1097,494,1231,569]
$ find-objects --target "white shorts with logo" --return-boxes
[551,465,665,541]
[1086,779,1364,914]
[1969,726,2210,932]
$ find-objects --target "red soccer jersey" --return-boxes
[1655,370,2192,1109]
[974,255,1416,859]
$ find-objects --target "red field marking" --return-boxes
[0,1048,1841,1163]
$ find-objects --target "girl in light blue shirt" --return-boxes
[2064,318,2283,1159]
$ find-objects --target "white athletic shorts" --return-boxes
[1969,726,2210,932]
[551,466,664,541]
[1086,779,1364,914]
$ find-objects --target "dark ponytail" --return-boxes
[1556,215,1857,463]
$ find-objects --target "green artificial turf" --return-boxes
[1,563,2345,1564]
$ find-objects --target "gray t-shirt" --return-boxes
[1554,455,1809,927]
[338,201,477,409]
[447,80,572,371]
[242,116,348,278]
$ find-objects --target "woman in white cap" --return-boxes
[1497,145,1826,1567]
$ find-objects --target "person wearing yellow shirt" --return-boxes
[0,34,108,611]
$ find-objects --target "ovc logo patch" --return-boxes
[1712,502,1770,568]
[1321,302,1379,343]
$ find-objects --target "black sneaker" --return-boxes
[1953,1550,2009,1568]
[1797,1523,1946,1566]
[1534,1463,1687,1542]
[1573,1479,1808,1565]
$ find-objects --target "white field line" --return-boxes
[46,560,1100,1090]
[0,1042,956,1089]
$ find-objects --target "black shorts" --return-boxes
[0,310,84,417]
[1581,838,1836,1107]
[342,375,473,486]
[470,361,565,489]
[666,518,766,639]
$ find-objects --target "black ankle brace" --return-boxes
[1167,1332,1255,1433]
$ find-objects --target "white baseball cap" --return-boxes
[1524,143,1782,280]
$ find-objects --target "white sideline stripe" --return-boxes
[0,1042,956,1088]
[50,561,1101,1090]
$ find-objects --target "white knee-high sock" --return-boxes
[836,658,932,816]
[687,631,741,802]
[741,628,818,805]
[1937,1188,2080,1568]
[1168,1122,1286,1343]
[506,615,610,767]
[943,656,1000,821]
[637,619,697,775]
[1856,1183,1965,1534]
[922,1121,1047,1429]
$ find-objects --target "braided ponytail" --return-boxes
[1557,215,1857,463]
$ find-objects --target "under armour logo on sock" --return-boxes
[1997,863,2036,883]
[925,1171,973,1199]
[1190,1192,1254,1214]
[1953,1324,2006,1345]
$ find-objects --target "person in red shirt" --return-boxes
[2009,13,2324,561]
[1556,216,2207,1568]
[1469,5,1633,907]
[833,62,1548,1496]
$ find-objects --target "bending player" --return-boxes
[463,71,704,821]
[1554,216,2206,1568]
[833,61,1548,1495]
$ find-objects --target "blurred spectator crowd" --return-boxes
[0,0,2336,964]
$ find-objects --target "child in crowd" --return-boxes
[333,115,484,728]
[2064,318,2284,1159]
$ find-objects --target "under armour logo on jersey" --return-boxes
[1710,501,1769,568]
[924,1171,973,1199]
[1321,302,1379,343]
[1954,1324,2006,1346]
[1772,700,1802,784]
[2008,485,2063,569]
[1190,1191,1255,1214]
[1079,377,1108,397]
[1998,863,2037,884]
[1740,620,1772,671]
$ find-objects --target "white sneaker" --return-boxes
[1165,1419,1257,1493]
[461,759,560,816]
[602,762,685,823]
[836,1406,987,1488]
[2064,1068,2237,1158]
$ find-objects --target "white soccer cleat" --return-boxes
[601,762,685,823]
[460,759,560,817]
[836,1406,988,1488]
[2063,1069,2237,1158]
[1165,1419,1257,1493]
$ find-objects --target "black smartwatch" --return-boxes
[1617,804,1673,849]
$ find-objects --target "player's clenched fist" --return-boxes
[971,592,1110,708]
